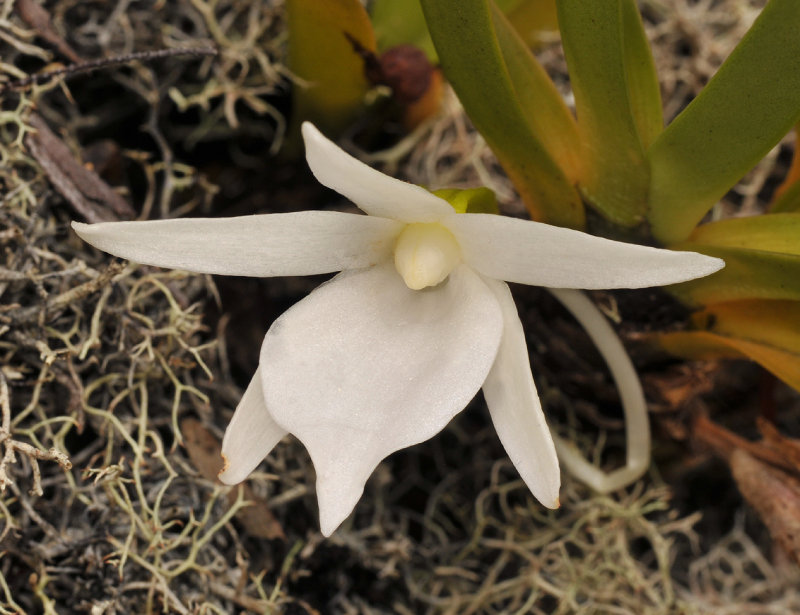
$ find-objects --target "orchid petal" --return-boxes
[259,263,503,535]
[301,122,455,222]
[219,367,287,485]
[445,213,724,289]
[481,278,560,508]
[72,211,402,277]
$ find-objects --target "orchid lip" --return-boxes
[393,222,462,290]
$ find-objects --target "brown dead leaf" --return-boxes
[644,362,718,412]
[181,418,285,540]
[731,449,800,565]
[758,417,800,469]
[17,0,83,63]
[181,417,224,480]
[694,416,800,565]
[25,114,136,223]
[228,486,286,540]
[693,414,793,472]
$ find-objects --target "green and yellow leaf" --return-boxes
[771,181,800,214]
[655,299,800,392]
[490,1,581,179]
[656,330,800,392]
[647,0,800,243]
[421,0,585,228]
[670,212,800,304]
[370,0,438,59]
[504,0,559,48]
[433,187,499,214]
[688,213,800,254]
[667,244,800,305]
[557,0,661,226]
[371,0,555,60]
[287,0,376,142]
[771,125,800,213]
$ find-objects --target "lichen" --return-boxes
[1,0,798,612]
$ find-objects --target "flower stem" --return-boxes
[547,288,651,492]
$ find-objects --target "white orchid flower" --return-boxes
[73,122,723,536]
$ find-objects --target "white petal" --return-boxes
[219,367,287,485]
[445,214,725,289]
[259,263,503,535]
[481,278,560,508]
[301,122,454,222]
[72,211,401,277]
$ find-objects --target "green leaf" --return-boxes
[369,0,529,61]
[556,0,662,226]
[691,299,800,354]
[618,0,663,149]
[771,180,800,214]
[667,244,800,305]
[421,0,585,228]
[494,0,526,12]
[670,213,800,304]
[771,125,800,213]
[490,2,582,179]
[504,0,559,48]
[433,187,500,214]
[688,213,800,254]
[657,298,800,393]
[647,0,800,244]
[287,0,376,143]
[655,329,800,392]
[370,0,438,59]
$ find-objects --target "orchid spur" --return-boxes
[73,123,723,536]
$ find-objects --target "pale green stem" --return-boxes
[547,288,650,492]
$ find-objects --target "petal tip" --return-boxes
[317,499,352,538]
[319,520,336,538]
[707,255,725,274]
[677,252,725,283]
[315,474,366,538]
[217,452,237,485]
[535,483,561,510]
[300,122,323,146]
[534,484,561,510]
[71,220,90,237]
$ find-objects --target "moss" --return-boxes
[1,0,798,612]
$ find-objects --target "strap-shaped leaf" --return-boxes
[370,0,438,59]
[671,213,800,303]
[648,0,800,243]
[504,0,559,48]
[658,298,800,393]
[771,181,800,214]
[421,0,585,228]
[691,300,800,354]
[491,2,581,180]
[688,213,800,255]
[557,0,662,226]
[618,0,663,150]
[370,0,540,60]
[287,0,375,139]
[771,125,800,213]
[656,330,800,393]
[667,244,800,305]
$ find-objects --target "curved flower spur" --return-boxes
[73,123,723,536]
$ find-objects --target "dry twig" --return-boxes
[0,372,71,496]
